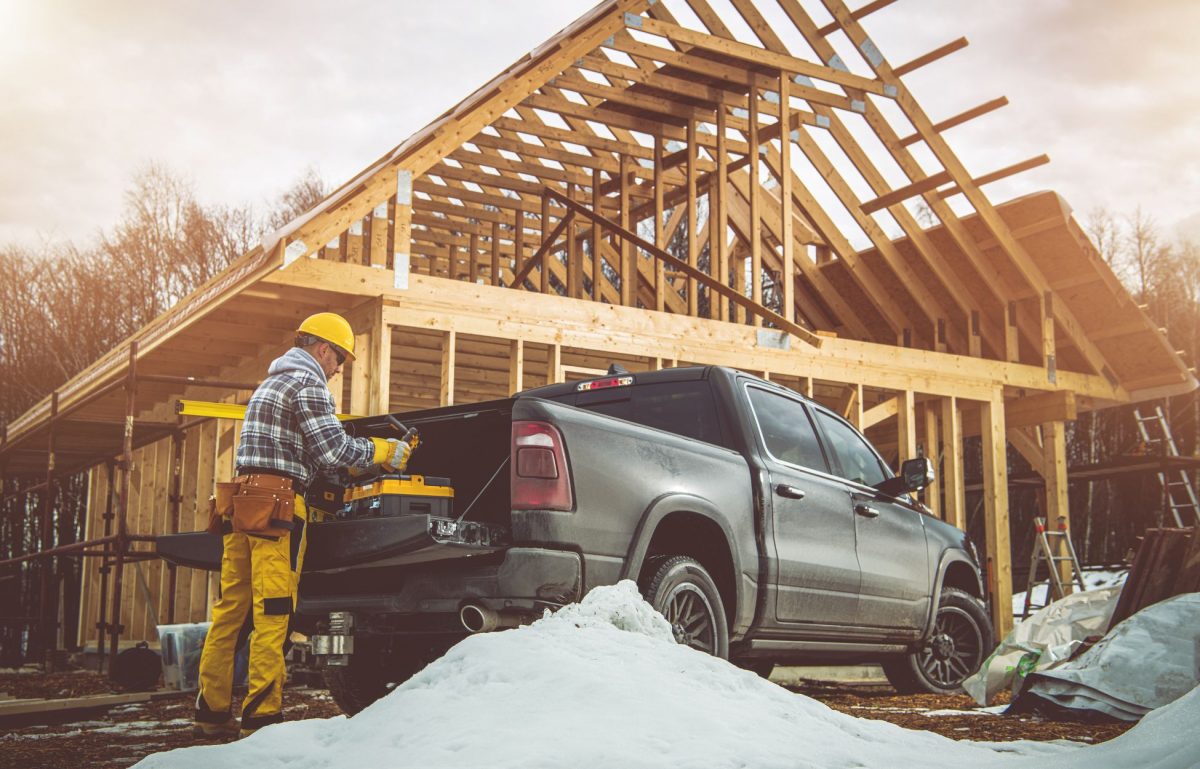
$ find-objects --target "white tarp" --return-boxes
[965,586,1123,706]
[1018,592,1200,721]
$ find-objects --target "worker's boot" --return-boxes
[192,718,240,739]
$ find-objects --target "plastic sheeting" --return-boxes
[964,586,1122,706]
[1016,592,1200,721]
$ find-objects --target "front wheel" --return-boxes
[882,587,993,694]
[641,556,729,659]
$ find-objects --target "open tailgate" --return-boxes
[156,516,506,573]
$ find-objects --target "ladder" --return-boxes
[1133,405,1200,527]
[1021,516,1086,618]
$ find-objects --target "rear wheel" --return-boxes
[641,555,729,659]
[883,587,992,694]
[323,639,435,715]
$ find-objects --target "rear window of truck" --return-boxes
[557,381,725,447]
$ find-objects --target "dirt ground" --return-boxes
[1,670,1134,768]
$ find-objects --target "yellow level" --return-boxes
[176,399,364,422]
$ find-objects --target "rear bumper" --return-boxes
[297,547,583,616]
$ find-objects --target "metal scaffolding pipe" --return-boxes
[37,392,58,663]
[107,341,137,676]
[0,535,119,567]
[95,461,115,673]
[138,374,261,390]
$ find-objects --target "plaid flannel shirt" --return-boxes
[236,348,375,488]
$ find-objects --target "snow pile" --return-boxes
[1016,592,1200,721]
[967,586,1122,705]
[134,581,1200,769]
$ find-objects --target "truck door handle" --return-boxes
[775,484,806,499]
[855,503,880,518]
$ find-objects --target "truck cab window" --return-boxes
[746,387,827,472]
[814,410,888,487]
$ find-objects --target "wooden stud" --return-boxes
[941,397,965,529]
[687,119,699,317]
[469,232,480,283]
[508,339,525,395]
[1042,420,1073,592]
[567,183,581,299]
[513,211,525,282]
[980,394,1013,638]
[548,343,562,384]
[716,108,730,321]
[748,88,762,327]
[491,220,501,287]
[922,403,941,519]
[440,330,456,407]
[592,168,604,301]
[897,389,917,464]
[370,304,392,415]
[779,70,795,324]
[540,194,551,295]
[620,156,633,307]
[654,136,666,313]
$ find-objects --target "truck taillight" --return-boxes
[511,421,574,511]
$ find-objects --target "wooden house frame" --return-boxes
[1,0,1193,666]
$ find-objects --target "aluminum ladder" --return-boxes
[1021,516,1086,618]
[1133,404,1200,527]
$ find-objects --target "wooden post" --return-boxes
[540,194,551,295]
[349,328,372,416]
[468,232,479,284]
[941,397,965,529]
[1042,292,1056,381]
[548,343,562,384]
[922,404,941,519]
[592,168,604,301]
[567,182,581,299]
[369,305,392,415]
[1042,420,1073,591]
[369,202,389,268]
[440,330,456,407]
[620,157,633,306]
[513,210,525,285]
[845,383,863,429]
[897,390,916,465]
[749,88,762,326]
[395,170,413,281]
[981,394,1013,638]
[508,339,525,395]
[1005,301,1020,363]
[491,220,501,287]
[654,136,665,313]
[717,107,730,322]
[687,119,699,317]
[779,71,795,324]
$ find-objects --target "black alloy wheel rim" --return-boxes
[664,583,717,653]
[919,605,984,688]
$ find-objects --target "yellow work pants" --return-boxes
[195,494,308,731]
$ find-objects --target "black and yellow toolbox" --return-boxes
[343,474,454,519]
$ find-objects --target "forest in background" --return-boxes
[0,167,1197,663]
[0,166,325,663]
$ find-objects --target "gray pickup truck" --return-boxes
[159,365,991,714]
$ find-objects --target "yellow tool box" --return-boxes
[344,474,454,519]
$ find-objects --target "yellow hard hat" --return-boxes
[297,312,356,361]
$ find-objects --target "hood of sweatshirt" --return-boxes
[266,347,328,384]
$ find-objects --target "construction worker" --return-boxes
[193,312,408,739]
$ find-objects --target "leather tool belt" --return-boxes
[207,473,297,538]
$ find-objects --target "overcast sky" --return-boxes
[1,0,1196,250]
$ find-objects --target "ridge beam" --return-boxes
[626,15,893,97]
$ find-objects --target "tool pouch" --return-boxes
[230,475,296,538]
[206,482,240,535]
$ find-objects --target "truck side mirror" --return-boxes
[873,456,934,497]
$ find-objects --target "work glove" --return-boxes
[370,437,412,473]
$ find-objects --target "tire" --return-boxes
[734,658,775,679]
[323,640,430,715]
[641,555,730,659]
[882,587,993,694]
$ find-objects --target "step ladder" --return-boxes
[1021,516,1086,618]
[1133,405,1200,527]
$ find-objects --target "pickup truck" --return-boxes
[159,365,992,714]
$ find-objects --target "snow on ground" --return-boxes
[1012,568,1128,617]
[133,581,1198,769]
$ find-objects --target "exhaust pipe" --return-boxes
[460,603,524,633]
